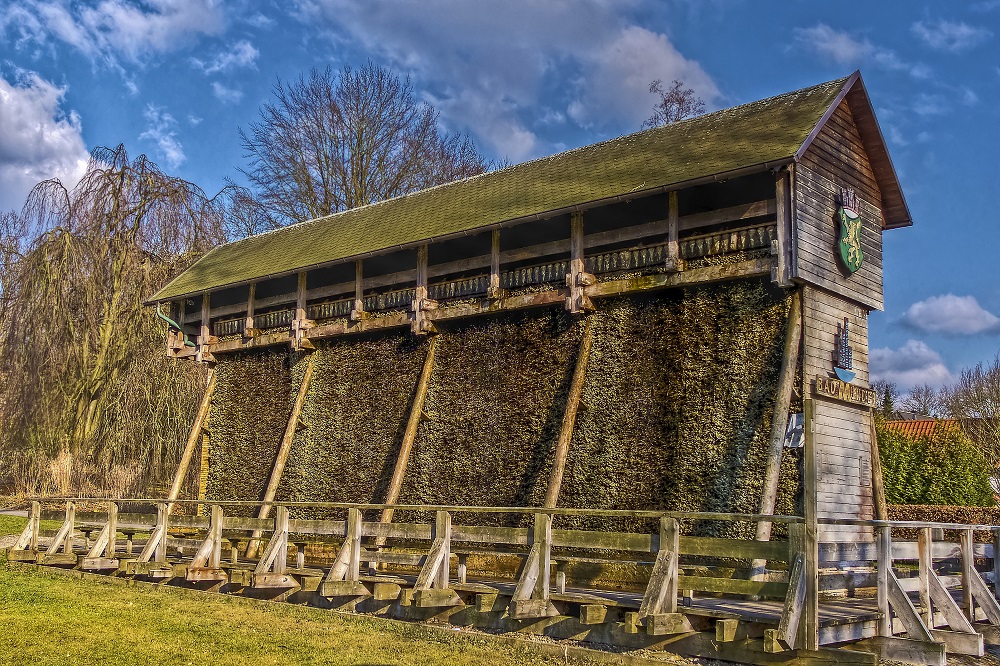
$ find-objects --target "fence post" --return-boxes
[917,527,932,627]
[29,501,40,551]
[435,510,451,589]
[962,528,975,621]
[534,513,552,600]
[877,524,892,637]
[155,502,168,563]
[107,502,118,557]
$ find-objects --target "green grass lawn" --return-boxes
[0,515,596,666]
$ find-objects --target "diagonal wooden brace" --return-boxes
[967,565,1000,626]
[319,507,367,597]
[138,503,168,564]
[778,552,806,649]
[44,502,76,558]
[251,506,297,589]
[13,501,40,552]
[638,517,679,622]
[509,513,557,619]
[81,503,119,570]
[412,511,460,608]
[186,504,227,583]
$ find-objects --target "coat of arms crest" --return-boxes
[837,187,863,274]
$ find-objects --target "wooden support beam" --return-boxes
[870,413,888,520]
[196,294,216,363]
[772,169,793,286]
[411,245,437,335]
[319,507,367,597]
[13,501,40,551]
[350,259,367,321]
[966,562,1000,626]
[509,513,556,619]
[778,552,806,649]
[378,337,437,534]
[246,355,315,558]
[638,517,679,619]
[886,566,935,643]
[253,506,292,583]
[803,398,819,651]
[752,289,802,578]
[877,524,892,637]
[291,272,316,350]
[961,528,975,621]
[666,190,680,271]
[565,211,594,313]
[413,511,460,607]
[543,317,595,508]
[918,528,932,626]
[188,503,224,580]
[927,564,976,634]
[45,501,75,557]
[167,369,216,514]
[488,229,502,299]
[244,283,257,336]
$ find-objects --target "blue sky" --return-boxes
[1,0,998,392]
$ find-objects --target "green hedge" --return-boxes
[877,419,994,507]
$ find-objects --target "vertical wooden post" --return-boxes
[244,283,256,335]
[291,272,315,350]
[566,212,593,313]
[411,245,436,334]
[534,513,552,600]
[351,259,366,320]
[107,502,118,558]
[435,511,451,589]
[155,502,168,564]
[773,169,793,286]
[802,398,819,650]
[379,337,437,530]
[246,355,315,557]
[869,413,888,521]
[544,317,595,508]
[753,289,802,578]
[346,507,362,584]
[209,504,223,569]
[274,506,289,575]
[197,293,213,363]
[167,369,216,514]
[877,524,892,637]
[29,501,40,551]
[994,529,1000,602]
[488,229,502,299]
[962,528,975,621]
[918,527,932,626]
[666,190,680,271]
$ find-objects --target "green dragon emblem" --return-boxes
[837,188,863,274]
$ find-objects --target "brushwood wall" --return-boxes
[207,277,800,535]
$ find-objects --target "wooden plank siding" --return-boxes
[803,285,875,543]
[794,99,885,311]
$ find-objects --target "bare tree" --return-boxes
[240,62,491,225]
[0,145,225,495]
[941,355,1000,472]
[642,79,706,129]
[901,384,943,418]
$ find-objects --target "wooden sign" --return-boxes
[813,375,876,407]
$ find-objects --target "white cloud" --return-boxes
[870,339,956,388]
[192,40,259,74]
[294,1,720,160]
[0,71,89,211]
[138,105,185,169]
[211,81,243,105]
[901,294,1000,335]
[3,0,225,65]
[912,20,992,52]
[793,24,928,79]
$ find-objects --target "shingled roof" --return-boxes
[151,71,908,302]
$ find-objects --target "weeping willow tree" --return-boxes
[0,145,227,496]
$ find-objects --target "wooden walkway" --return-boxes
[7,499,1000,666]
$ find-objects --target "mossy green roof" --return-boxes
[153,76,850,302]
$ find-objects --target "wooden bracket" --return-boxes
[319,507,367,597]
[81,503,120,571]
[638,517,679,623]
[138,502,169,565]
[186,504,227,583]
[251,506,297,589]
[413,511,461,608]
[509,513,557,619]
[12,501,40,553]
[42,501,76,563]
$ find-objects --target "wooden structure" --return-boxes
[131,72,941,660]
[9,497,1000,666]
